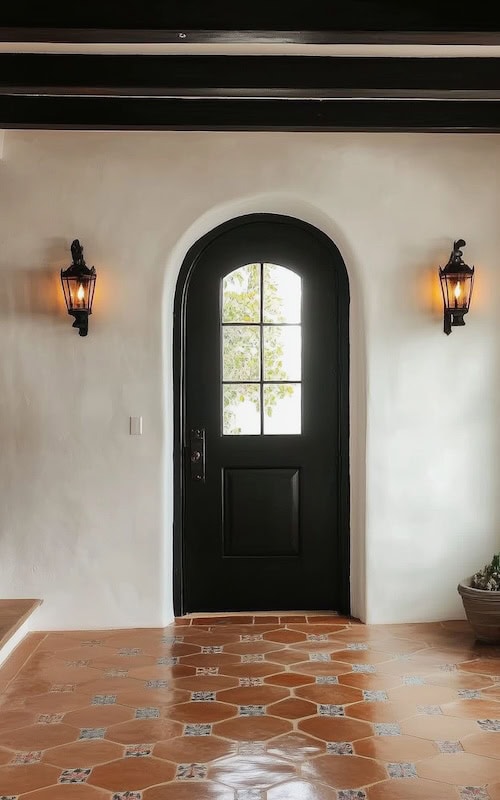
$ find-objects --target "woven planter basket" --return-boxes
[458,578,500,643]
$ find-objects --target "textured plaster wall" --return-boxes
[0,131,499,629]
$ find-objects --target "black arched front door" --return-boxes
[174,214,350,614]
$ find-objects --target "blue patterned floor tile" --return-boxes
[184,723,212,736]
[319,704,345,716]
[176,763,208,779]
[239,705,265,716]
[79,728,106,740]
[363,690,388,702]
[192,691,216,701]
[375,723,401,736]
[387,762,417,778]
[92,694,116,705]
[135,707,160,719]
[477,719,500,731]
[327,742,354,755]
[59,768,92,783]
[436,740,463,753]
[125,745,153,757]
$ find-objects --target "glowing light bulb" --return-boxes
[454,281,461,300]
[77,284,85,308]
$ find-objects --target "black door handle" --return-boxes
[189,428,205,482]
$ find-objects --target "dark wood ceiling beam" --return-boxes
[3,56,500,99]
[4,0,500,44]
[3,1,500,43]
[3,95,500,132]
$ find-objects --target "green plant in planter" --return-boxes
[470,553,500,591]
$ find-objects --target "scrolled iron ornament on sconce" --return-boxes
[439,239,475,335]
[60,239,97,336]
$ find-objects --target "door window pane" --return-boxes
[222,263,302,435]
[263,384,302,435]
[223,326,261,381]
[223,263,260,323]
[223,384,261,436]
[263,263,301,323]
[263,325,301,382]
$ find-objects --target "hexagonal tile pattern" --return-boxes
[1,615,500,798]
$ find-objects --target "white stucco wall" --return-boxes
[0,130,498,629]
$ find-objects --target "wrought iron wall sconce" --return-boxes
[439,239,475,335]
[60,239,96,336]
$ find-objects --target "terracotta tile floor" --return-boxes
[0,614,500,798]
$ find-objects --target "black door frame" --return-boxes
[173,213,350,617]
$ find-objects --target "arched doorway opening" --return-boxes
[173,213,350,615]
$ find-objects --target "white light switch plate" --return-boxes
[130,416,143,435]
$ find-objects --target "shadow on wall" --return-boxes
[0,238,70,320]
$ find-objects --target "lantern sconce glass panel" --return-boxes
[439,238,474,336]
[60,239,97,336]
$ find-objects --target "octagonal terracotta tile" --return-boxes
[440,698,500,719]
[106,718,182,744]
[127,664,195,680]
[295,683,362,705]
[366,777,460,800]
[459,658,500,676]
[214,714,292,740]
[400,713,480,740]
[88,755,176,790]
[264,671,315,688]
[266,731,325,761]
[338,672,402,691]
[263,629,308,644]
[116,687,191,708]
[168,700,236,723]
[267,698,317,719]
[21,692,93,714]
[264,649,309,666]
[222,641,285,655]
[488,783,500,800]
[217,685,288,706]
[461,730,500,758]
[302,752,387,787]
[20,784,108,799]
[173,674,238,692]
[347,700,417,723]
[63,704,135,727]
[299,715,373,742]
[0,762,61,794]
[207,753,297,788]
[417,751,500,784]
[267,778,337,799]
[154,733,237,763]
[42,737,125,767]
[143,780,234,799]
[217,662,285,678]
[294,661,354,677]
[0,709,38,733]
[354,733,438,761]
[0,722,79,750]
[327,649,393,665]
[386,684,457,705]
[179,653,241,668]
